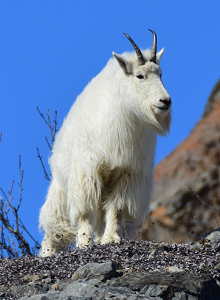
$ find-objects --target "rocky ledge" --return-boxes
[1,235,220,300]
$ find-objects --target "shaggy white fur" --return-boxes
[39,32,171,256]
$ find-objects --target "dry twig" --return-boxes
[0,156,41,258]
[36,107,58,181]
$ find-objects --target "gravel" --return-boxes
[0,238,220,287]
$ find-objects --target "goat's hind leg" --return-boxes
[40,223,76,257]
[39,179,76,256]
[94,208,105,244]
[40,232,63,257]
[101,207,121,244]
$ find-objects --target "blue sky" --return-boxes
[1,1,220,254]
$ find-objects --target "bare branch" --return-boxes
[46,136,52,152]
[36,107,59,182]
[36,107,58,148]
[36,147,51,182]
[36,106,50,128]
[0,108,59,258]
[10,232,19,257]
[0,188,9,205]
[53,110,58,143]
[17,155,23,212]
[7,180,15,213]
[18,219,41,249]
[0,157,41,257]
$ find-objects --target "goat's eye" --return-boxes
[136,74,144,79]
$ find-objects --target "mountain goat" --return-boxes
[39,30,171,256]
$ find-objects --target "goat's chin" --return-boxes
[147,109,171,136]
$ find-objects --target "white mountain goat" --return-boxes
[39,30,171,256]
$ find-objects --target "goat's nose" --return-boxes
[159,98,171,108]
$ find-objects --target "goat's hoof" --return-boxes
[101,234,120,245]
[76,236,93,248]
[40,248,55,257]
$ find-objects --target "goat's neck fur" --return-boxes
[53,50,157,178]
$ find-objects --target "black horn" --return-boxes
[123,32,145,66]
[148,29,157,63]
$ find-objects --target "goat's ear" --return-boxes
[113,52,132,74]
[156,48,165,64]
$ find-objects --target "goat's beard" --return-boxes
[126,102,171,136]
[155,110,171,135]
[147,109,172,136]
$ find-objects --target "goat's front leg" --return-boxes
[76,214,94,248]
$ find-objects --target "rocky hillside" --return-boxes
[142,79,220,244]
[1,238,220,299]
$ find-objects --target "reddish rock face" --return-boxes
[141,80,220,244]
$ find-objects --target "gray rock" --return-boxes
[110,271,220,299]
[71,261,120,281]
[148,245,168,259]
[141,284,169,297]
[12,261,220,300]
[60,280,152,299]
[172,291,198,300]
[59,280,100,299]
[19,290,60,300]
[200,227,220,243]
[166,266,184,273]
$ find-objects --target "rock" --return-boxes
[0,285,37,300]
[188,227,220,252]
[59,280,101,299]
[19,290,60,300]
[148,245,169,259]
[71,261,120,281]
[165,266,184,273]
[110,271,220,300]
[50,283,58,290]
[141,284,171,298]
[0,256,218,300]
[1,240,220,299]
[23,275,44,283]
[141,79,220,244]
[18,269,220,300]
[201,227,220,243]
